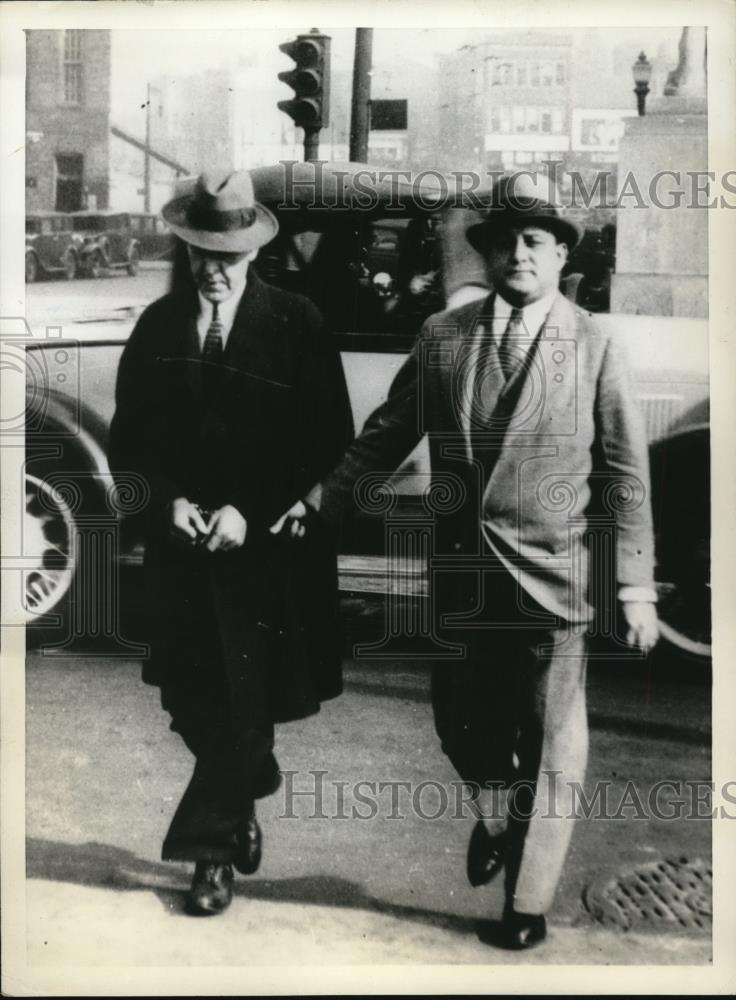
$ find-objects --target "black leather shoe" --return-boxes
[467,820,507,888]
[501,910,547,950]
[186,862,233,915]
[233,804,262,876]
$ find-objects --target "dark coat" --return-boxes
[108,271,354,727]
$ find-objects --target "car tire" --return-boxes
[86,250,105,279]
[126,246,140,277]
[23,471,78,639]
[649,424,711,663]
[26,251,39,284]
[63,249,78,281]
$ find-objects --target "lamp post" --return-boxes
[632,51,652,116]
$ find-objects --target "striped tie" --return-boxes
[202,303,223,403]
[203,303,224,361]
[498,307,524,381]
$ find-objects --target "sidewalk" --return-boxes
[20,651,712,971]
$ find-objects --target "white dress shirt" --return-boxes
[489,288,558,355]
[196,277,247,351]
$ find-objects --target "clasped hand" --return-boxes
[169,498,247,552]
[269,500,308,538]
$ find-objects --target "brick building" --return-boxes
[438,33,573,176]
[26,29,112,212]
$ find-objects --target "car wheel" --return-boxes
[126,245,140,277]
[23,473,77,623]
[26,251,39,283]
[650,425,711,663]
[63,249,78,281]
[86,250,105,279]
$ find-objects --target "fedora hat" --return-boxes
[162,170,278,253]
[466,172,582,253]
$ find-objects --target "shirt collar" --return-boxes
[197,275,248,334]
[492,288,558,338]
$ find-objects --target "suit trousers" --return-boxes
[500,622,588,916]
[157,582,280,864]
[432,565,589,916]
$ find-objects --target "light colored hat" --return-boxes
[162,170,278,253]
[467,172,582,252]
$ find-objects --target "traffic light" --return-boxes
[277,29,331,129]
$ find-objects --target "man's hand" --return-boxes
[622,601,659,655]
[203,504,247,552]
[168,497,210,543]
[270,500,308,539]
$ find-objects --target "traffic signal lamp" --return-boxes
[278,30,331,129]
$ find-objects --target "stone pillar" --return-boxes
[610,28,708,318]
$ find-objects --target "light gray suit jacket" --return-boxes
[310,291,655,625]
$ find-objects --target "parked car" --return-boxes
[25,212,81,283]
[128,212,175,261]
[71,211,142,278]
[22,162,711,663]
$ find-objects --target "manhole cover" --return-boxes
[583,856,712,933]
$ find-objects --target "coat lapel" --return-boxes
[500,291,580,444]
[217,271,292,395]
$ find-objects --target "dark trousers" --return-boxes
[157,597,280,864]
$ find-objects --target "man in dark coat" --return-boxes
[108,170,353,915]
[273,173,659,949]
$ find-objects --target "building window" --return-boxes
[541,61,554,86]
[540,112,552,133]
[530,61,540,87]
[556,61,566,85]
[526,107,539,132]
[55,153,84,211]
[552,108,563,133]
[499,106,511,133]
[516,62,527,86]
[62,29,83,104]
[513,106,525,133]
[490,107,500,131]
[492,60,513,86]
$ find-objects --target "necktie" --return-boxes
[202,303,224,402]
[202,303,224,361]
[498,307,524,381]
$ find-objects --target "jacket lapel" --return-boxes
[218,271,292,394]
[501,291,580,444]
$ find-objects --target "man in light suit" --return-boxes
[273,173,659,949]
[109,170,353,915]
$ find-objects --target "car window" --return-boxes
[73,216,105,233]
[252,215,443,349]
[26,219,40,235]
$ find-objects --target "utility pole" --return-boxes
[144,82,151,213]
[350,28,373,162]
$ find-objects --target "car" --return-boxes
[21,161,711,663]
[127,212,175,261]
[71,211,142,278]
[25,212,81,283]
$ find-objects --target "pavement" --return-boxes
[14,639,714,980]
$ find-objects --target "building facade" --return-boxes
[438,33,573,177]
[26,29,112,212]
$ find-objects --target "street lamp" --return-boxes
[632,51,652,117]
